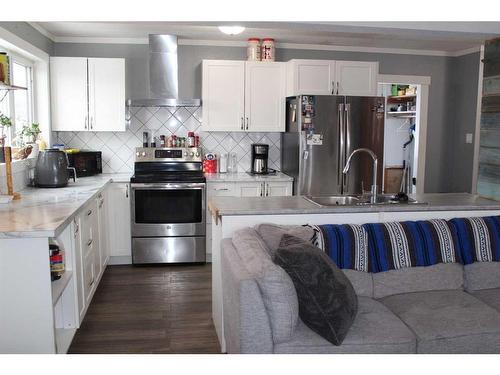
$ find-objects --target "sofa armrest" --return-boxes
[221,238,273,353]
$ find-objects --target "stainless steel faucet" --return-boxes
[342,148,378,204]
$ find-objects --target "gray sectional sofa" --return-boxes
[221,225,500,354]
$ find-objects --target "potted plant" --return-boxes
[21,122,41,159]
[0,111,12,163]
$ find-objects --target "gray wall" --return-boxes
[54,42,470,193]
[0,22,54,55]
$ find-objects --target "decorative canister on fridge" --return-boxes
[247,38,261,61]
[261,38,275,61]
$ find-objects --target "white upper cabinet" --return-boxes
[202,60,245,132]
[202,60,286,132]
[50,57,126,132]
[287,59,379,97]
[335,60,378,96]
[287,59,335,96]
[245,62,286,132]
[50,57,88,132]
[88,58,126,132]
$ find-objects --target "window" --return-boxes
[0,52,34,146]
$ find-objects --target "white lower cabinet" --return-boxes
[205,179,293,258]
[107,183,132,264]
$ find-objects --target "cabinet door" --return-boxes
[72,217,86,323]
[202,60,245,132]
[236,182,264,197]
[50,57,89,131]
[88,58,126,132]
[245,62,286,132]
[289,59,335,96]
[265,181,293,197]
[97,190,109,272]
[107,183,132,260]
[335,61,378,96]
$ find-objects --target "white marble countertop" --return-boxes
[209,193,500,216]
[0,174,131,239]
[204,172,293,182]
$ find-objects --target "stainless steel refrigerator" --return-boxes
[281,95,385,196]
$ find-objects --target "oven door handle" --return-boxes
[130,183,206,190]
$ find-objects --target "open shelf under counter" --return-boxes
[51,270,73,305]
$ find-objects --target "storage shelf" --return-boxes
[388,94,416,100]
[0,82,27,90]
[51,271,73,305]
[387,111,416,116]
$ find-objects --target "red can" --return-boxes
[203,159,217,173]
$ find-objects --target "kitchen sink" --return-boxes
[305,195,362,206]
[304,194,426,207]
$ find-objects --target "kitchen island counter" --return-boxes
[0,173,131,238]
[209,193,500,218]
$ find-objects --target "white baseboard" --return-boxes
[108,256,132,265]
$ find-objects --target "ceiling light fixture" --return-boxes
[218,26,245,35]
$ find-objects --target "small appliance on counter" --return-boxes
[35,149,77,188]
[66,150,102,177]
[250,143,275,175]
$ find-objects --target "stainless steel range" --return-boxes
[130,147,206,264]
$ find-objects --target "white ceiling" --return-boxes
[33,21,500,54]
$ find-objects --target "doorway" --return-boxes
[377,75,430,195]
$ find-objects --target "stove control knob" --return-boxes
[141,152,146,157]
[184,151,188,157]
[195,151,200,157]
[190,152,195,157]
[136,152,140,157]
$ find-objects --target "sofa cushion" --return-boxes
[470,288,500,313]
[255,223,315,255]
[464,262,500,291]
[274,234,358,345]
[381,290,500,353]
[449,216,500,264]
[342,269,374,298]
[274,297,416,353]
[232,228,299,344]
[372,263,464,299]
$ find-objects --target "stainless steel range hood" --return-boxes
[127,35,201,107]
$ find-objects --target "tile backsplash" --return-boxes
[53,106,281,174]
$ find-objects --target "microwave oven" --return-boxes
[67,150,102,177]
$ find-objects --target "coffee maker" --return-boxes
[250,144,271,174]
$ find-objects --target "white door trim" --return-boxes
[378,74,431,194]
[471,45,485,194]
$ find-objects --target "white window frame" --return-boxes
[1,50,35,145]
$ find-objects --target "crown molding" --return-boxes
[25,25,483,58]
[28,22,56,41]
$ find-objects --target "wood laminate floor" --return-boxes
[68,264,221,354]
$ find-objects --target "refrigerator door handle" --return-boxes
[344,103,351,192]
[338,103,344,190]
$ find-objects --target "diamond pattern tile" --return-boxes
[52,106,281,173]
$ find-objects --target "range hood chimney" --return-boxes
[127,35,201,107]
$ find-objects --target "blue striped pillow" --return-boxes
[449,216,500,265]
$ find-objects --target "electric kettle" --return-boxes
[35,149,77,188]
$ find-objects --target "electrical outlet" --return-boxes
[466,133,473,144]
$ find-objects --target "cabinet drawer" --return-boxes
[80,200,98,257]
[207,182,237,198]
